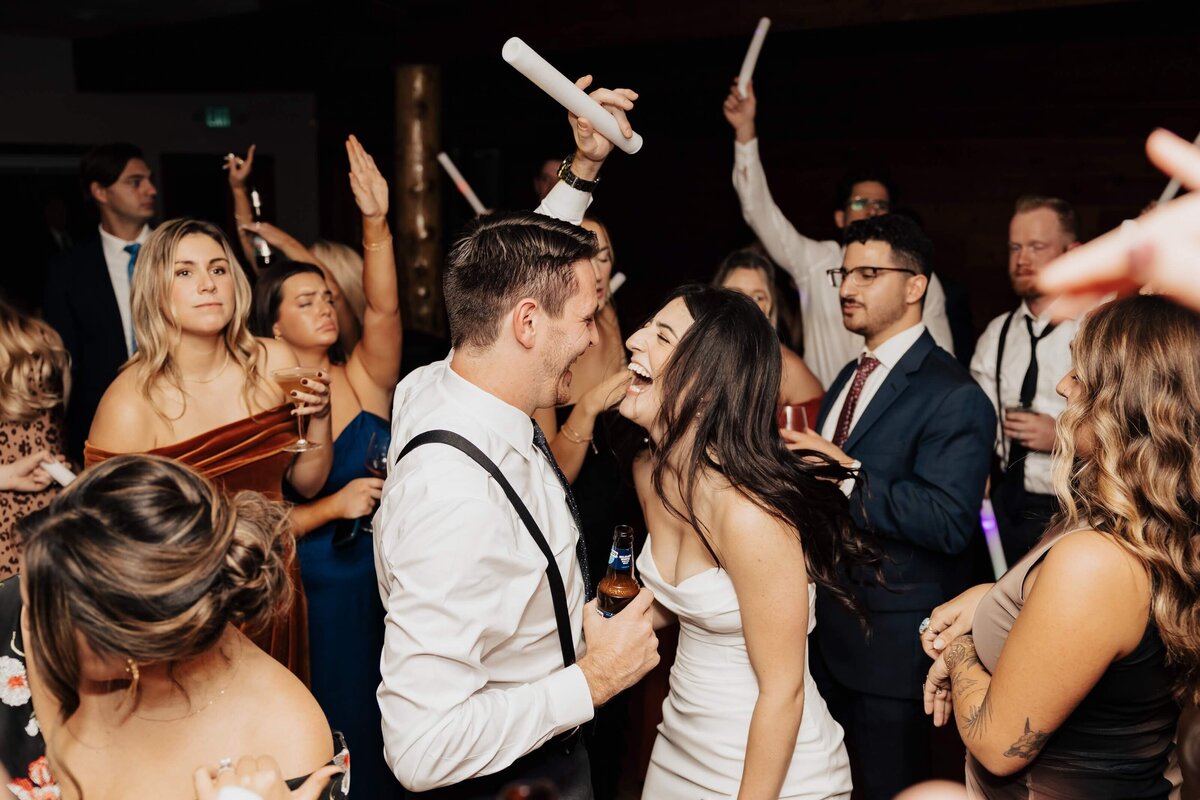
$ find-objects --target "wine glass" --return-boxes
[271,366,323,452]
[357,431,391,537]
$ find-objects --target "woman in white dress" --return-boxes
[619,284,880,800]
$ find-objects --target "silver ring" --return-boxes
[217,757,234,774]
[918,617,931,635]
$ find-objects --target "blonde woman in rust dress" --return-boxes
[921,295,1200,799]
[0,297,72,580]
[86,218,332,683]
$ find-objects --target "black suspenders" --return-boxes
[397,430,576,669]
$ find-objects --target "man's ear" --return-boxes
[834,209,846,230]
[510,298,539,350]
[906,273,929,306]
[1065,240,1081,252]
[89,181,108,207]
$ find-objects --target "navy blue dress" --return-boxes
[290,410,402,798]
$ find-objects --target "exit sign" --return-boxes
[205,106,232,128]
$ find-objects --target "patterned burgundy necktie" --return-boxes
[833,355,882,448]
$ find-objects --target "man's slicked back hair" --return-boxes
[444,211,597,349]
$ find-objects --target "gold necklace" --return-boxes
[128,638,241,723]
[182,351,231,384]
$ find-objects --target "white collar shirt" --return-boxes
[969,300,1078,495]
[98,223,151,356]
[821,322,927,442]
[372,181,593,793]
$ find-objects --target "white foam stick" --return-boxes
[437,152,488,215]
[737,17,771,99]
[1157,129,1200,205]
[502,37,643,155]
[608,271,626,294]
[40,461,76,487]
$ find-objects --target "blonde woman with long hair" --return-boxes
[0,297,72,579]
[86,218,331,682]
[921,294,1200,798]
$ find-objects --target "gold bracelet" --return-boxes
[561,422,598,454]
[362,235,393,252]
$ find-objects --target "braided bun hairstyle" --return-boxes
[19,454,293,719]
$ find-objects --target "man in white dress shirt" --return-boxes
[44,142,156,461]
[722,79,956,387]
[374,85,659,799]
[970,196,1080,564]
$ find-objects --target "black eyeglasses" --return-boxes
[826,266,916,287]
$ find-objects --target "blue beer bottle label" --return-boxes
[608,546,633,572]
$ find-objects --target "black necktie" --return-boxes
[1006,316,1058,485]
[531,421,593,600]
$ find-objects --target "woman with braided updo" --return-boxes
[9,455,346,800]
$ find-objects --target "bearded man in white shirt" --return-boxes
[722,79,956,387]
[374,81,659,799]
[969,196,1081,565]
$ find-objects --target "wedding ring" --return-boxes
[918,617,932,635]
[217,757,234,774]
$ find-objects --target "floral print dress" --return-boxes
[0,575,57,799]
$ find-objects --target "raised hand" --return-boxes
[722,78,757,142]
[224,145,256,189]
[569,75,639,167]
[346,134,389,220]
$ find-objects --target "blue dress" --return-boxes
[290,410,402,798]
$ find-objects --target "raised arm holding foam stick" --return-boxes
[1039,128,1200,319]
[437,151,488,216]
[503,37,643,155]
[737,17,771,99]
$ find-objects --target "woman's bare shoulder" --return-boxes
[235,644,334,773]
[88,370,159,452]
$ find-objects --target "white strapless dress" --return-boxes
[638,536,852,799]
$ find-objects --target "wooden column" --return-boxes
[394,64,444,336]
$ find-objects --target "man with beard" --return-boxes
[780,214,994,799]
[970,197,1080,565]
[373,80,659,799]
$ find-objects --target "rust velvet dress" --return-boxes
[84,403,311,685]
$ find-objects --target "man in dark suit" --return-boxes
[783,215,995,799]
[44,143,157,462]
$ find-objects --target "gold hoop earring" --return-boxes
[125,658,140,699]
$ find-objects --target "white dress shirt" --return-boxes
[969,302,1077,496]
[372,181,593,792]
[98,223,151,356]
[732,138,955,387]
[820,322,928,442]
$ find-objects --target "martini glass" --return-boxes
[271,366,323,452]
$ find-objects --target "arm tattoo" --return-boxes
[1003,718,1050,760]
[963,694,993,740]
[943,634,981,671]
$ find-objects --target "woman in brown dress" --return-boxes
[0,297,71,580]
[920,295,1200,799]
[86,218,331,683]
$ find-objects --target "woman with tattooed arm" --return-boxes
[920,295,1200,798]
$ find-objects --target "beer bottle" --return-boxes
[597,525,638,617]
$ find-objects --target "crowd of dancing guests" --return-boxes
[1,69,1200,800]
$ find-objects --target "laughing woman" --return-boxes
[923,295,1200,799]
[622,284,879,799]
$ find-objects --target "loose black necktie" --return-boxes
[531,420,593,600]
[1007,316,1058,485]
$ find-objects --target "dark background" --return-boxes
[3,0,1198,351]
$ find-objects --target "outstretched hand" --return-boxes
[569,75,638,166]
[1039,128,1200,319]
[346,134,389,220]
[224,145,256,189]
[722,77,757,142]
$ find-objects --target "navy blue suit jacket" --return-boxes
[43,235,128,462]
[814,330,995,700]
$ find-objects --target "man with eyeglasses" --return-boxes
[724,79,956,386]
[969,196,1081,565]
[781,214,994,799]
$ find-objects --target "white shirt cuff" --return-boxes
[535,181,593,226]
[546,664,595,734]
[216,789,263,800]
[840,461,862,497]
[733,137,760,162]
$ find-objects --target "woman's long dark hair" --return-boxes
[648,284,880,618]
